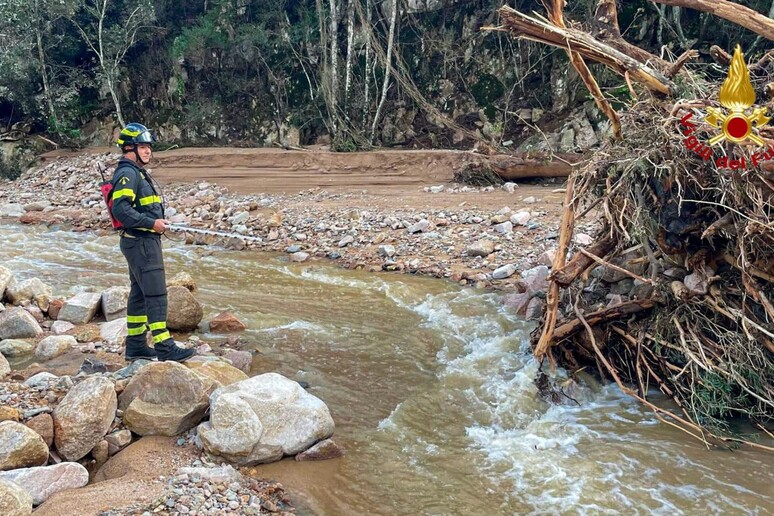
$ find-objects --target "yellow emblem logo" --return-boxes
[119,177,129,185]
[705,45,770,146]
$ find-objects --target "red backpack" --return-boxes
[98,164,123,230]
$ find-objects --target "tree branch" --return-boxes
[650,0,774,41]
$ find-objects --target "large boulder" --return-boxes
[119,362,214,436]
[100,287,129,322]
[0,421,49,471]
[57,292,102,325]
[5,278,52,311]
[0,266,12,301]
[197,373,335,465]
[0,478,33,516]
[34,335,76,361]
[186,359,248,387]
[0,308,42,341]
[52,377,117,461]
[0,463,89,506]
[166,286,203,331]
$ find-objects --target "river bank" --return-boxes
[1,148,599,297]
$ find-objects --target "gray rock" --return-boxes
[0,339,35,357]
[198,372,335,465]
[492,264,518,280]
[58,292,102,325]
[50,321,75,335]
[493,221,513,234]
[0,203,25,218]
[337,235,354,248]
[34,335,76,361]
[0,308,42,340]
[23,372,59,388]
[466,240,495,257]
[407,219,430,234]
[290,252,309,263]
[101,286,130,322]
[286,245,302,253]
[379,245,396,258]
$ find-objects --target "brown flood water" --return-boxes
[2,224,773,515]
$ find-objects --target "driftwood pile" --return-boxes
[493,1,774,450]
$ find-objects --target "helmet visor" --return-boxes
[135,130,155,145]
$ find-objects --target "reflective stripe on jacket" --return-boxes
[110,157,164,234]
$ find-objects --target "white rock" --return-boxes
[50,321,75,335]
[493,221,513,234]
[492,264,518,280]
[58,292,102,324]
[573,233,594,246]
[34,335,76,360]
[510,211,531,226]
[23,372,59,388]
[0,462,88,505]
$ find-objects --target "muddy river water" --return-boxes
[1,224,773,515]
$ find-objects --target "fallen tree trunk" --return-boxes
[487,153,582,179]
[650,0,774,41]
[493,6,677,95]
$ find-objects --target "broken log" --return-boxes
[550,236,617,286]
[650,0,774,42]
[493,6,677,95]
[487,153,583,179]
[553,300,656,341]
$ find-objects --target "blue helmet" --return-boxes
[117,123,155,148]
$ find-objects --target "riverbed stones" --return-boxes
[57,292,101,325]
[104,429,132,455]
[5,278,52,311]
[119,361,214,436]
[197,372,335,465]
[294,439,344,461]
[220,349,252,373]
[99,318,127,346]
[0,478,33,516]
[34,335,76,361]
[0,353,9,379]
[466,239,494,257]
[0,339,34,357]
[0,203,25,218]
[209,312,246,333]
[492,264,518,280]
[167,286,203,331]
[50,321,75,335]
[0,308,42,340]
[52,376,117,461]
[24,414,54,448]
[0,421,49,470]
[101,287,129,322]
[0,462,89,505]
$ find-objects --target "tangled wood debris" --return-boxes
[490,0,774,450]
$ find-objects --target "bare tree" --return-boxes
[370,0,398,145]
[67,0,155,127]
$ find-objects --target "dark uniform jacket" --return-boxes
[110,157,164,237]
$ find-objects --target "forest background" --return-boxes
[1,0,773,178]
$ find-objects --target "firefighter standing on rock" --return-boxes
[110,123,195,362]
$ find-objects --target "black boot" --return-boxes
[125,342,157,362]
[155,340,195,362]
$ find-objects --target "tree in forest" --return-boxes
[66,0,156,128]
